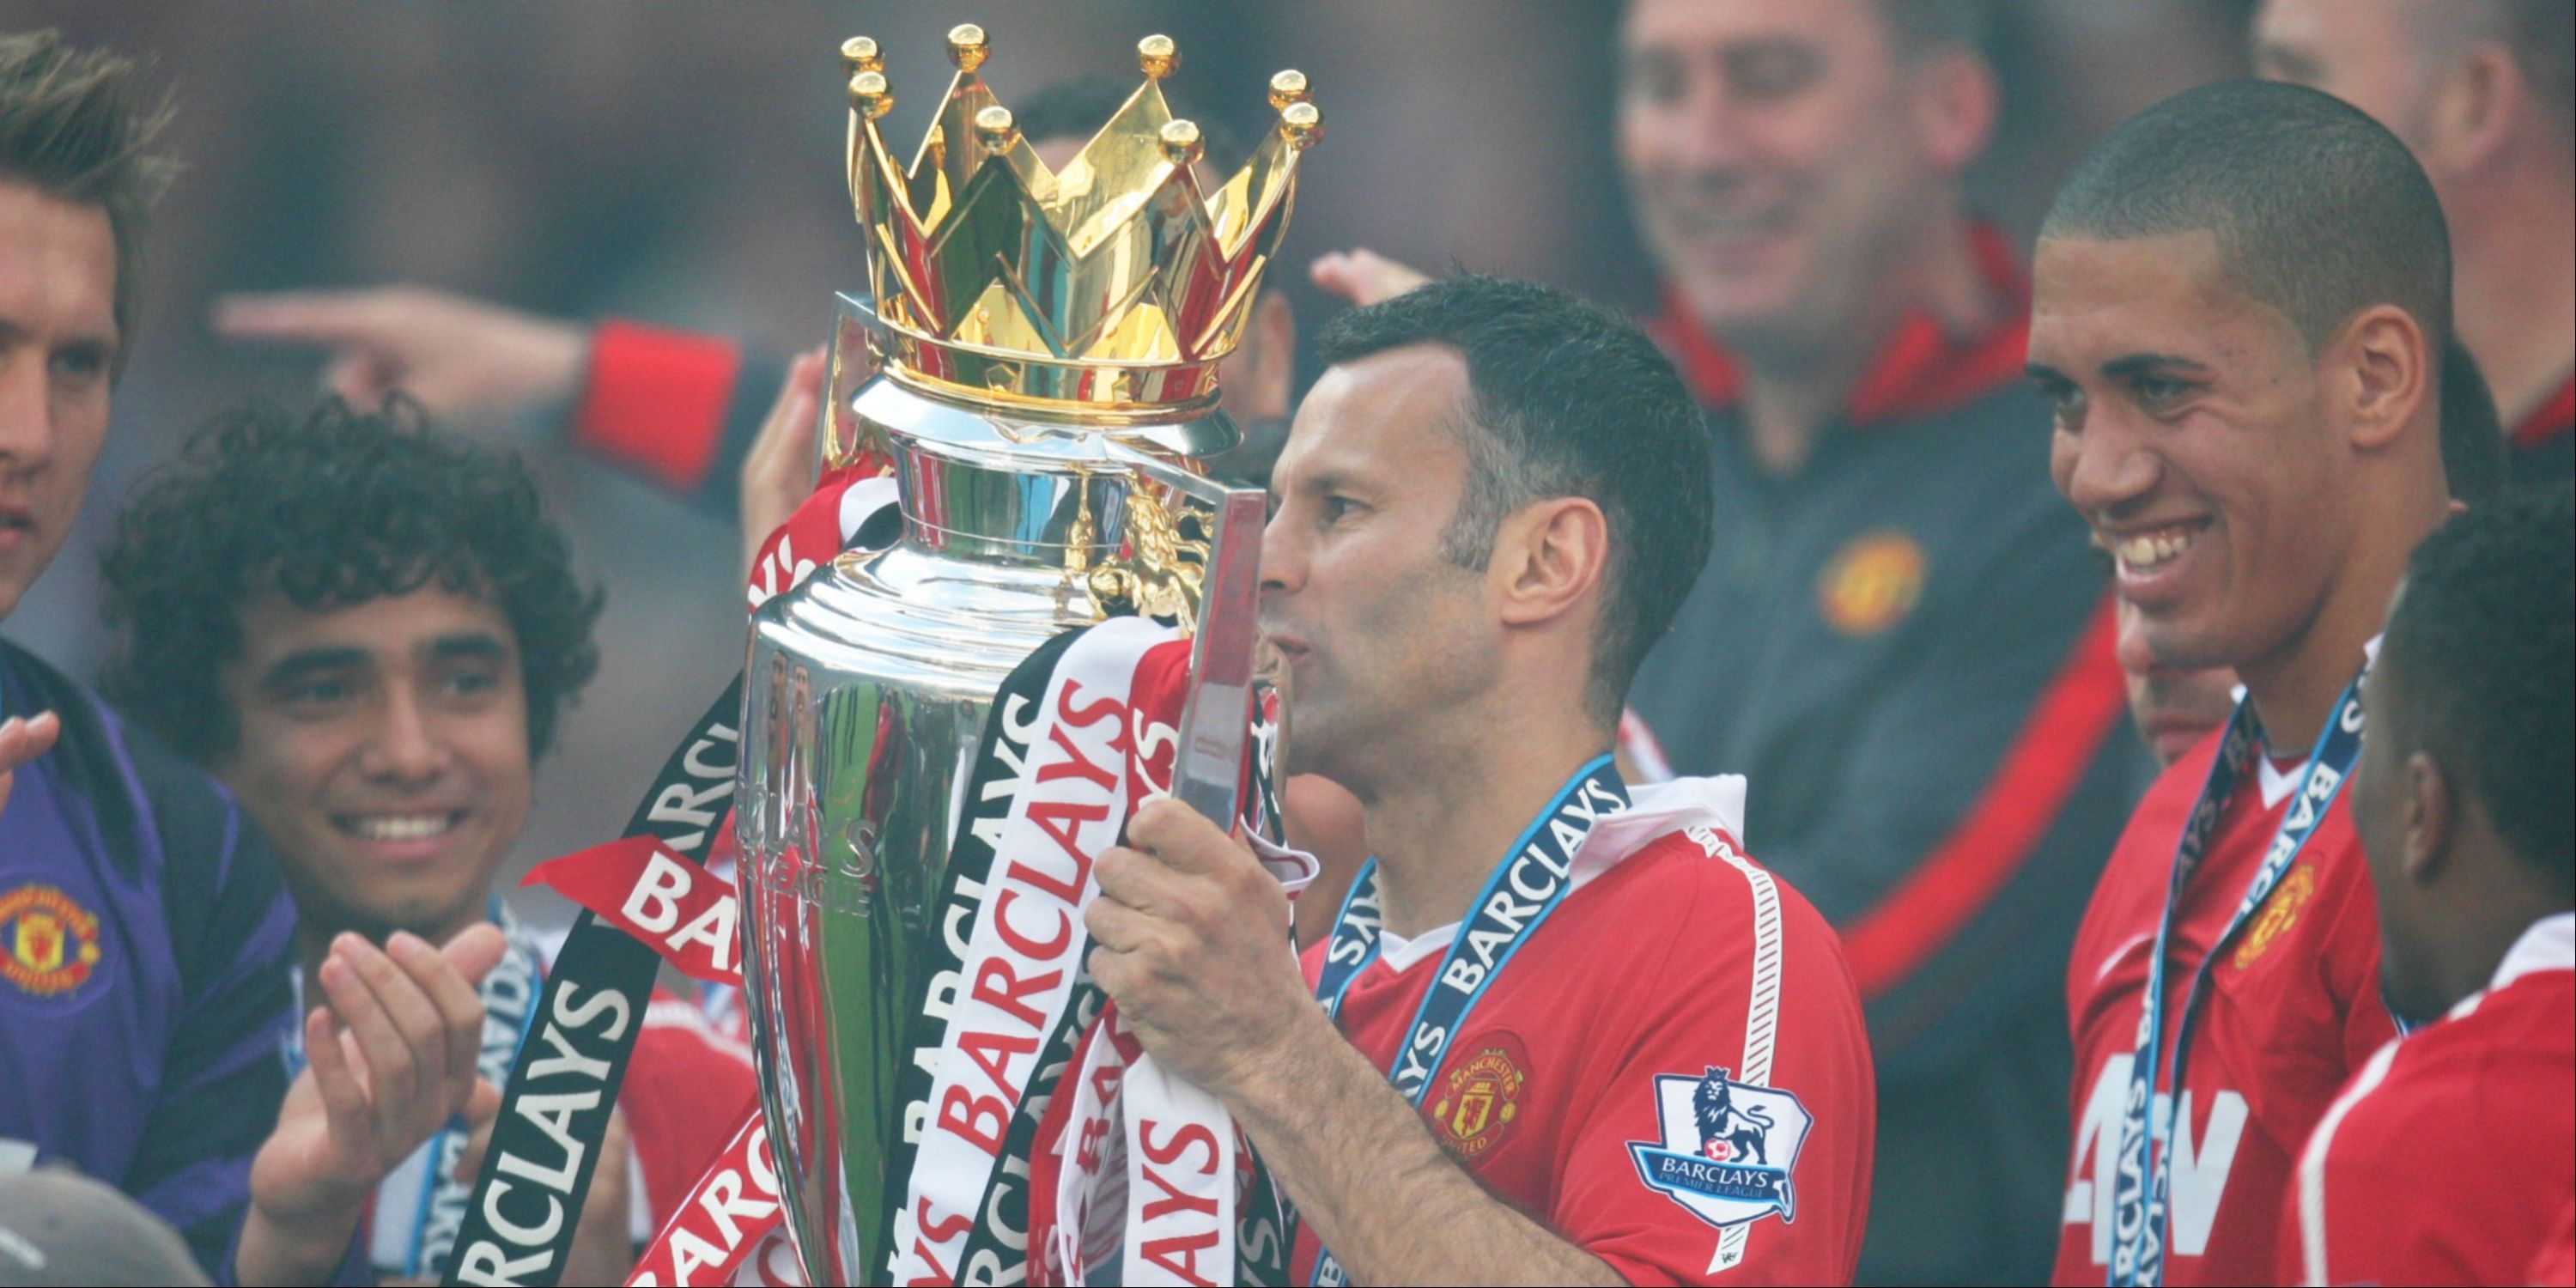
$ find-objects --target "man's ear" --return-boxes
[1908,46,1998,176]
[2399,749,2456,887]
[2425,43,2523,175]
[1490,495,1608,629]
[2331,305,2431,453]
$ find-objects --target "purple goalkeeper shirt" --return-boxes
[1,638,298,1279]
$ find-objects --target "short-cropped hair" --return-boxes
[100,398,604,762]
[2042,80,2451,358]
[0,30,174,372]
[1312,274,1714,722]
[2384,482,2574,892]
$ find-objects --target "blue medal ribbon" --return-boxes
[1303,755,1630,1286]
[2105,671,2366,1286]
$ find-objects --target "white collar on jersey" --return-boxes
[2490,911,2576,992]
[2251,635,2384,811]
[1369,774,1751,974]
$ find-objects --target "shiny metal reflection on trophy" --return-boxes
[734,24,1318,1283]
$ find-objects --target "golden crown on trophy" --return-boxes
[841,25,1321,414]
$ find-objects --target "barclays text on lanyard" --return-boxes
[2105,671,2366,1287]
[1303,754,1629,1287]
[288,900,545,1281]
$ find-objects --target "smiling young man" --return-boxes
[1,32,519,1285]
[2025,81,2457,1285]
[2113,337,2508,769]
[96,398,757,1282]
[1083,275,1876,1285]
[2289,483,2572,1287]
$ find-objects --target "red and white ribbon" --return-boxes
[624,1107,785,1287]
[891,617,1175,1284]
[524,836,742,987]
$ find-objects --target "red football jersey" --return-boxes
[2056,740,2395,1285]
[2531,1199,2576,1288]
[1294,828,1875,1286]
[2284,915,2573,1287]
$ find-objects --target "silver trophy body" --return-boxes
[737,299,1244,1285]
[739,28,1316,1280]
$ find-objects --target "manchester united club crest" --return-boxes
[1630,1066,1813,1231]
[1431,1041,1527,1161]
[1817,531,1926,636]
[0,884,103,998]
[2232,862,2318,970]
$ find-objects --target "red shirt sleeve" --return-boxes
[570,321,744,493]
[1552,854,1876,1286]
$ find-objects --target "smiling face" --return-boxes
[0,182,118,622]
[215,585,532,942]
[1261,345,1496,788]
[1617,0,1955,356]
[2029,231,2352,676]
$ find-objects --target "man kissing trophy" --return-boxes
[737,26,1321,1286]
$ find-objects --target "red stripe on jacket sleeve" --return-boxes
[1838,594,2129,999]
[2512,376,2574,452]
[570,320,744,493]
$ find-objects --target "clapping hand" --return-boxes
[235,925,507,1285]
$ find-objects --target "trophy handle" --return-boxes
[1108,447,1267,830]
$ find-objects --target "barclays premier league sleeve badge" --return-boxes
[1629,1066,1812,1231]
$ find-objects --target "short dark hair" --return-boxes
[100,398,604,762]
[0,30,175,373]
[2041,80,2451,357]
[1312,275,1714,721]
[2381,482,2573,893]
[2438,337,2508,507]
[1014,75,1249,172]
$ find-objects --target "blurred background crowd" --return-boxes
[3,0,2257,888]
[3,3,2570,1285]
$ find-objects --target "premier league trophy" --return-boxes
[736,27,1319,1285]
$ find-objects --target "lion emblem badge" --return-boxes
[1629,1066,1813,1230]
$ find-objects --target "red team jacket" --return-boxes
[2056,737,2394,1285]
[2286,914,2573,1287]
[1297,829,1875,1286]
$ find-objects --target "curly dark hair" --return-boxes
[98,396,603,762]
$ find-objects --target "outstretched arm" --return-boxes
[214,287,586,422]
